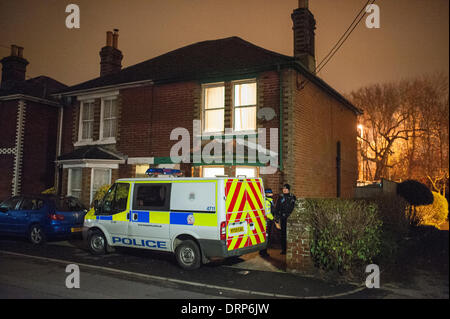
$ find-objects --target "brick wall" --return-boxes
[21,100,59,195]
[285,72,357,199]
[286,198,316,274]
[0,100,19,199]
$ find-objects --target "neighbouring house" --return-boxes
[0,45,67,201]
[55,1,361,208]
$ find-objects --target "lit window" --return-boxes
[235,167,257,178]
[234,81,257,132]
[203,84,225,133]
[80,101,94,140]
[68,168,82,199]
[203,166,225,177]
[135,164,149,178]
[101,98,117,139]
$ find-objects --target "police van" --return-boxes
[83,168,267,270]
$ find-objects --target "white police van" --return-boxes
[83,168,267,269]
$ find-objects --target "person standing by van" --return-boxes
[274,184,296,255]
[259,188,274,257]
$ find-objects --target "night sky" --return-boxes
[0,0,448,94]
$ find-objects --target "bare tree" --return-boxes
[349,74,449,185]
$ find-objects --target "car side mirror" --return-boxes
[0,207,8,213]
[94,200,105,215]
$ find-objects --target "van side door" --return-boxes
[128,183,171,250]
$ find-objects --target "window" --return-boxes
[135,165,150,178]
[68,168,82,199]
[202,166,225,177]
[235,167,257,178]
[100,183,130,215]
[91,168,112,204]
[56,197,85,212]
[133,184,171,211]
[101,98,117,139]
[234,81,257,132]
[203,84,225,133]
[19,198,44,211]
[79,101,94,141]
[0,197,21,211]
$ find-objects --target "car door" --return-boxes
[0,197,22,234]
[95,182,130,238]
[128,183,171,248]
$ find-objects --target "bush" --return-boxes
[367,195,409,262]
[397,180,433,206]
[41,186,56,195]
[92,184,112,206]
[298,198,383,273]
[415,191,449,228]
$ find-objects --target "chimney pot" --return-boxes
[11,45,18,57]
[299,0,308,8]
[112,29,119,49]
[17,46,24,58]
[106,31,113,47]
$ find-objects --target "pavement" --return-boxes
[0,237,387,299]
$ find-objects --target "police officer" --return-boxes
[274,184,296,255]
[259,188,274,257]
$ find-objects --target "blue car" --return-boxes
[0,195,87,244]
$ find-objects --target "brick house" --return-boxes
[0,45,67,201]
[55,1,361,208]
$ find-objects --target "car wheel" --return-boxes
[88,230,106,255]
[175,240,201,270]
[29,224,46,245]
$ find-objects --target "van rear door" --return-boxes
[224,178,266,251]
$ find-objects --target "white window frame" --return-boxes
[202,82,225,134]
[99,96,118,143]
[90,168,112,204]
[77,100,95,143]
[235,166,258,178]
[232,79,257,133]
[68,168,82,198]
[202,166,225,178]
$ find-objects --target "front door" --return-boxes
[127,183,171,251]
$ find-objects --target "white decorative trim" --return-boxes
[0,94,61,107]
[77,90,119,101]
[127,157,155,165]
[12,100,26,196]
[63,163,119,169]
[0,147,16,155]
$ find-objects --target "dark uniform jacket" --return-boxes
[274,193,296,219]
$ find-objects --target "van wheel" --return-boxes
[175,240,201,270]
[29,224,46,245]
[88,230,106,255]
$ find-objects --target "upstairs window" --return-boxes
[80,101,94,140]
[101,98,117,139]
[234,81,257,132]
[203,84,225,133]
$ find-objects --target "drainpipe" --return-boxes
[277,64,283,172]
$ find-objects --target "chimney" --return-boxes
[291,0,317,73]
[1,45,29,89]
[99,29,123,77]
